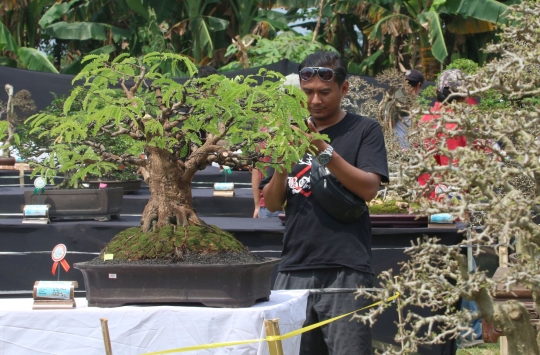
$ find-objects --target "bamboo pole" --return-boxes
[394,276,406,351]
[264,318,284,355]
[19,163,24,188]
[499,233,509,355]
[100,318,113,355]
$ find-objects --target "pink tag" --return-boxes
[99,183,107,188]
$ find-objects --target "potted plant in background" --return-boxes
[342,71,428,228]
[25,52,314,307]
[0,84,36,166]
[84,134,144,194]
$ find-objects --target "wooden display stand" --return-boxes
[32,281,78,310]
[213,182,235,197]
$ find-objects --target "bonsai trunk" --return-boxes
[140,147,202,232]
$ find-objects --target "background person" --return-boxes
[262,51,389,355]
[391,69,425,149]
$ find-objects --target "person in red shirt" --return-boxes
[417,69,477,200]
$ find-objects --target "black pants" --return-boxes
[274,268,374,355]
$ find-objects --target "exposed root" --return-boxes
[141,198,203,233]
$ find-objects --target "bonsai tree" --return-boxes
[350,2,540,354]
[0,84,36,158]
[343,71,421,214]
[27,52,314,260]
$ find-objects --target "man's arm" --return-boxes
[307,119,382,202]
[324,151,381,201]
[261,169,288,213]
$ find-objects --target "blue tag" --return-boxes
[430,213,455,223]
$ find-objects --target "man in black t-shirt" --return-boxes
[261,52,389,355]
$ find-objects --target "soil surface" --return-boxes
[87,250,269,265]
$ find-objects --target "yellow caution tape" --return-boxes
[142,292,400,355]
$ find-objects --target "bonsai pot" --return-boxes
[0,157,16,166]
[75,258,280,308]
[86,179,143,194]
[24,187,123,220]
[278,213,428,228]
[370,214,428,228]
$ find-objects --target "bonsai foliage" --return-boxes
[27,53,312,235]
[352,3,540,354]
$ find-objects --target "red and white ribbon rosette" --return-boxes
[51,244,70,276]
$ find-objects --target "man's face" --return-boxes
[300,70,349,122]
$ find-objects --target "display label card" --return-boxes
[24,205,48,216]
[214,182,234,191]
[35,281,72,300]
[104,254,114,261]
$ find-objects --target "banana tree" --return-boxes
[336,0,512,78]
[0,0,58,72]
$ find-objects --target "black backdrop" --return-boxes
[0,59,434,114]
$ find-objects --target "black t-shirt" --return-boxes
[260,112,389,274]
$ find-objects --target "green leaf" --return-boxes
[110,26,132,42]
[125,0,149,19]
[17,48,58,73]
[443,0,508,24]
[44,22,107,41]
[192,17,213,53]
[349,50,383,74]
[417,10,448,63]
[207,17,229,31]
[0,22,19,52]
[39,0,79,29]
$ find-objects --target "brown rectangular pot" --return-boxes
[75,258,280,308]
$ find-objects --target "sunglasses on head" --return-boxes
[299,67,336,82]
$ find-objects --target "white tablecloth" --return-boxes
[0,290,309,355]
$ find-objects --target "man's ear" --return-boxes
[341,80,349,96]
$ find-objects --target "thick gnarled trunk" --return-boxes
[140,147,202,232]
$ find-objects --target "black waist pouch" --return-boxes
[310,160,367,223]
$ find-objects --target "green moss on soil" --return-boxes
[101,224,246,261]
[369,200,409,214]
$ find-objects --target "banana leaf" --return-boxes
[441,0,509,24]
[18,48,58,73]
[417,10,448,63]
[39,0,79,29]
[44,22,107,41]
[125,0,149,19]
[0,22,19,52]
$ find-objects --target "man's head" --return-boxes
[298,52,349,123]
[404,69,425,95]
[436,69,466,103]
